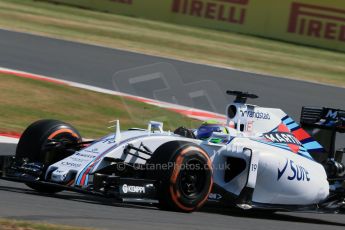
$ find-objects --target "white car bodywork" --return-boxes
[47,100,330,207]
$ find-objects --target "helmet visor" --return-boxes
[196,125,223,139]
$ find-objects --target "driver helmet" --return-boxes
[196,120,228,140]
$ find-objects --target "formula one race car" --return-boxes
[0,91,344,213]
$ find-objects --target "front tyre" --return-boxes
[16,119,81,193]
[148,141,213,212]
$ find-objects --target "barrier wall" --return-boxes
[48,0,345,52]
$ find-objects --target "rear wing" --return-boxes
[301,107,345,133]
[300,107,345,162]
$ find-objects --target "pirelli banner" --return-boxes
[49,0,345,52]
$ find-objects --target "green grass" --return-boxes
[0,218,94,230]
[0,74,198,138]
[0,0,344,87]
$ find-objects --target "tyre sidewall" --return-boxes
[16,119,81,162]
[148,141,213,212]
[15,119,81,193]
[169,148,213,211]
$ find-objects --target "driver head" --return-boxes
[196,120,228,140]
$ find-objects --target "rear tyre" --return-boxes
[16,119,81,193]
[147,141,213,212]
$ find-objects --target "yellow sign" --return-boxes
[46,0,345,52]
[171,0,248,24]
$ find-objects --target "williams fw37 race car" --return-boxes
[0,91,344,213]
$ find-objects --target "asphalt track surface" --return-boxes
[0,29,345,229]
